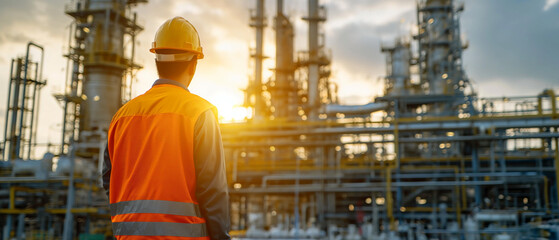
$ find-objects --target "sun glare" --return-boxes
[213,100,252,123]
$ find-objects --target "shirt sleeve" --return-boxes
[102,143,111,200]
[193,109,231,240]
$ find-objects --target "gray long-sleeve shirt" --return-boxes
[103,79,231,240]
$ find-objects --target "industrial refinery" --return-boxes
[1,0,558,239]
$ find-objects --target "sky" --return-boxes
[0,0,558,158]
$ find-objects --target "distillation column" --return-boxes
[249,0,266,120]
[306,0,321,120]
[273,0,295,119]
[81,0,126,136]
[417,0,465,96]
[64,0,144,153]
[382,41,411,96]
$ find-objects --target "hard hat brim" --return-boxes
[150,47,204,59]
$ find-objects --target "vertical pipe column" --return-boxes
[62,147,77,240]
[274,0,295,119]
[472,142,482,207]
[2,59,15,160]
[307,0,320,120]
[555,136,559,208]
[16,42,43,159]
[386,167,395,231]
[275,0,285,119]
[28,52,45,160]
[27,63,39,160]
[16,47,31,159]
[129,13,137,101]
[3,214,13,240]
[253,0,265,120]
[8,59,23,161]
[16,214,25,240]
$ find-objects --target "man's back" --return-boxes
[108,83,214,204]
[104,81,229,239]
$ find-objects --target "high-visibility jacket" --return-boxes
[105,79,226,240]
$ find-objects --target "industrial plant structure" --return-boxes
[1,0,558,239]
[1,0,145,239]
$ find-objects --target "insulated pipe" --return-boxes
[262,173,343,187]
[325,102,388,115]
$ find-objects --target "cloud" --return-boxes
[461,0,559,96]
[544,0,558,10]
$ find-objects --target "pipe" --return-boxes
[222,118,559,137]
[0,208,99,214]
[385,167,395,230]
[274,0,294,119]
[538,89,557,118]
[234,158,557,173]
[62,145,77,240]
[0,176,70,183]
[221,113,559,131]
[129,12,137,101]
[307,0,320,120]
[252,0,265,119]
[3,59,15,160]
[9,186,15,209]
[555,136,559,209]
[471,142,482,207]
[16,213,24,240]
[8,59,22,161]
[262,173,343,187]
[231,179,509,194]
[544,176,550,212]
[475,211,517,222]
[97,130,107,183]
[16,42,44,160]
[324,102,388,115]
[547,89,557,119]
[61,22,75,155]
[27,62,40,159]
[224,132,559,148]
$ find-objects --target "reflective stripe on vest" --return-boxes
[110,200,201,217]
[113,222,207,237]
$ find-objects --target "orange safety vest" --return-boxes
[107,83,216,240]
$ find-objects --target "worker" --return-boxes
[102,17,231,240]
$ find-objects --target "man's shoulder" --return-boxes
[109,94,144,124]
[110,87,216,124]
[184,92,214,108]
[182,92,217,120]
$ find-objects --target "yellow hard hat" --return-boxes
[150,17,204,60]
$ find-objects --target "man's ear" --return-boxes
[187,60,198,76]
